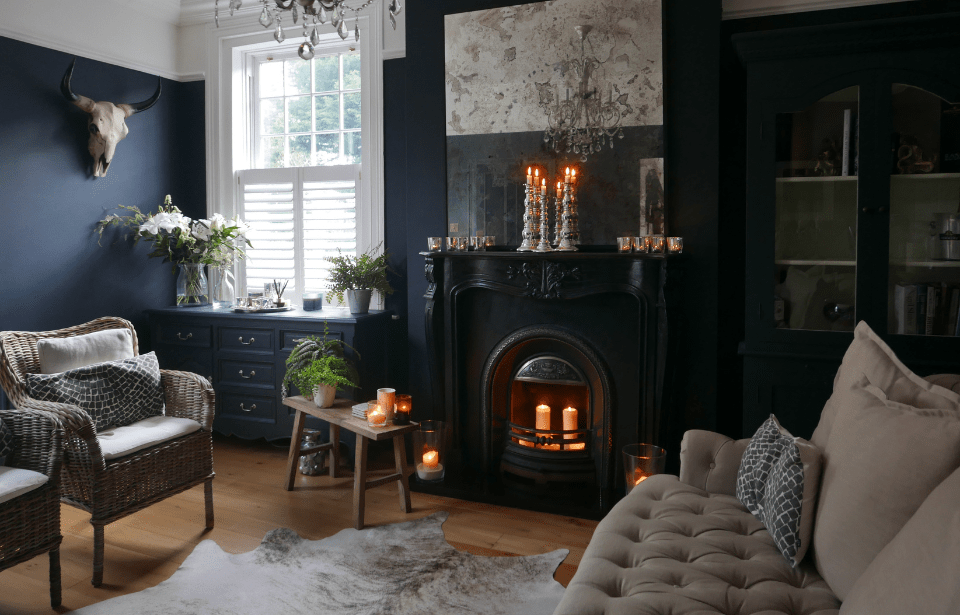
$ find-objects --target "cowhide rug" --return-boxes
[70,512,568,615]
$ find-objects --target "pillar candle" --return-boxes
[423,449,439,468]
[526,166,532,185]
[536,404,551,432]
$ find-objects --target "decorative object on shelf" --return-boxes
[427,237,442,252]
[617,237,632,253]
[896,134,937,174]
[484,236,496,249]
[214,0,402,56]
[377,387,396,423]
[632,236,645,253]
[302,292,323,311]
[271,279,290,307]
[535,178,553,252]
[622,443,666,494]
[468,236,482,251]
[366,401,386,426]
[933,212,960,260]
[95,195,252,307]
[325,243,394,314]
[649,235,665,254]
[814,138,841,177]
[518,167,541,252]
[281,323,359,402]
[298,428,326,475]
[667,237,683,254]
[414,420,448,481]
[352,400,372,419]
[540,25,628,162]
[394,393,411,425]
[211,262,236,308]
[61,58,161,178]
[557,167,579,251]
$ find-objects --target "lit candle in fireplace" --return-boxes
[536,404,551,432]
[563,406,585,450]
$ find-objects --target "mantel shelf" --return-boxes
[775,259,856,267]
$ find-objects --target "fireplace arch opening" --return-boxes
[481,326,615,495]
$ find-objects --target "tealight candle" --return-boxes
[667,237,683,253]
[417,448,444,480]
[395,394,411,425]
[366,403,385,426]
[633,467,650,486]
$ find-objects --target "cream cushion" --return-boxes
[98,416,201,461]
[812,377,960,601]
[38,328,135,374]
[811,320,960,450]
[554,475,840,615]
[0,466,49,505]
[840,465,960,615]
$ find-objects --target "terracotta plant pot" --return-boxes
[313,384,336,408]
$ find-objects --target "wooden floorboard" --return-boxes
[0,434,598,614]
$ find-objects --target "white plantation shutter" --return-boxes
[238,165,360,301]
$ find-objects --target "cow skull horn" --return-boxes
[60,58,162,177]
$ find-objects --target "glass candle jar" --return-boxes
[413,420,448,482]
[394,394,412,425]
[622,443,666,494]
[617,237,632,252]
[366,402,386,427]
[427,237,442,252]
[667,237,683,253]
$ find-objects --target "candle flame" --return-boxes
[534,168,539,177]
[527,166,531,174]
[565,167,570,175]
[423,449,439,468]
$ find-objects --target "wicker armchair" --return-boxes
[0,409,63,607]
[0,317,215,587]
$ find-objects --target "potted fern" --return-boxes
[326,244,394,314]
[282,326,359,408]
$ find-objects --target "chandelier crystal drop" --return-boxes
[215,0,402,58]
[541,25,629,162]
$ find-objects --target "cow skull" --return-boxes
[60,58,162,177]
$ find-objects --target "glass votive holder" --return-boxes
[632,236,646,253]
[427,236,442,252]
[484,236,496,249]
[667,237,683,253]
[446,237,458,251]
[649,235,666,254]
[377,388,396,423]
[622,443,666,494]
[617,237,632,253]
[467,237,482,251]
[413,420,448,482]
[366,402,386,427]
[394,394,411,425]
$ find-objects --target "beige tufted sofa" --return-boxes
[554,358,960,615]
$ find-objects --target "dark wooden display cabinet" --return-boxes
[735,14,960,438]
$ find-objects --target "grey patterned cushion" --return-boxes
[0,418,12,466]
[26,352,164,430]
[737,415,820,566]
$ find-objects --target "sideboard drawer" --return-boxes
[157,323,212,348]
[219,359,275,389]
[219,392,276,423]
[280,328,343,351]
[220,327,273,353]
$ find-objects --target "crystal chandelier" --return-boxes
[541,25,627,162]
[215,0,402,60]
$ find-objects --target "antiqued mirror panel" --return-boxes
[443,0,664,246]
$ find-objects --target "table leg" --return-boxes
[284,409,308,491]
[353,435,368,530]
[393,434,412,513]
[329,424,341,479]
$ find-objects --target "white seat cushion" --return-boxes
[0,466,49,505]
[98,415,201,460]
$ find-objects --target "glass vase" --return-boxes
[176,263,209,307]
[211,264,236,309]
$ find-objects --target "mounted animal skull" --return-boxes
[60,58,162,177]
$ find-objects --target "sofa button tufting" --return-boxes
[709,462,716,469]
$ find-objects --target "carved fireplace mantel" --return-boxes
[421,250,679,516]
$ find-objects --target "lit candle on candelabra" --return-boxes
[526,166,533,185]
[556,181,563,199]
[417,447,444,480]
[541,178,547,195]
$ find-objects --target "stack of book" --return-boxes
[894,282,960,336]
[352,401,373,420]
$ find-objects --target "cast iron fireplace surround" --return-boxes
[420,250,678,517]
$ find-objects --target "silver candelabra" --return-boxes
[557,180,579,251]
[518,182,538,252]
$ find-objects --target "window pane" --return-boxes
[285,59,311,95]
[287,95,311,133]
[315,94,340,131]
[260,99,283,135]
[343,54,361,90]
[314,55,339,92]
[315,133,339,165]
[289,135,312,167]
[343,92,361,130]
[259,137,284,168]
[344,131,361,164]
[259,61,283,98]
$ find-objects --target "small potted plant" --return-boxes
[326,244,394,314]
[282,326,359,408]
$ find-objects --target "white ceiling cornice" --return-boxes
[722,0,916,20]
[179,0,262,26]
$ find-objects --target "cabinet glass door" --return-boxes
[888,85,960,337]
[773,87,859,332]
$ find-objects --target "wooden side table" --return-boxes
[282,396,419,529]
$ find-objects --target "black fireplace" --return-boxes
[420,250,678,517]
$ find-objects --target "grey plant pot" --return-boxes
[346,289,372,314]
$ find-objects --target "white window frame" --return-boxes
[205,7,384,306]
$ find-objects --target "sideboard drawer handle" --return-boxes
[240,403,257,412]
[292,337,305,343]
[239,369,256,379]
[239,336,255,345]
[177,332,193,341]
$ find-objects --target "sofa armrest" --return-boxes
[679,429,750,496]
[924,373,960,395]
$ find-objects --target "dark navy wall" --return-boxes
[0,37,206,343]
[384,57,409,392]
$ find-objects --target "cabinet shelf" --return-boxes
[893,260,960,268]
[775,259,856,267]
[890,173,960,181]
[776,176,858,183]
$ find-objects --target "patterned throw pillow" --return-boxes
[737,415,816,566]
[0,418,13,466]
[26,352,164,431]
